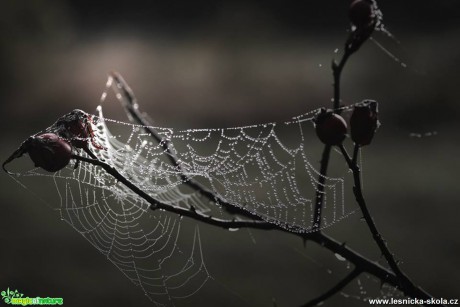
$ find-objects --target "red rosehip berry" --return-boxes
[28,133,72,172]
[314,109,348,146]
[349,0,375,28]
[350,100,380,146]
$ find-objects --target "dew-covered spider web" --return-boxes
[8,76,359,306]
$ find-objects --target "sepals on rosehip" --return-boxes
[314,109,348,146]
[55,109,103,151]
[64,110,90,148]
[350,100,380,146]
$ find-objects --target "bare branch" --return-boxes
[71,154,268,231]
[312,43,353,231]
[312,19,378,230]
[109,71,262,220]
[301,268,362,307]
[338,144,428,302]
[102,72,440,305]
[72,153,436,304]
[311,145,332,231]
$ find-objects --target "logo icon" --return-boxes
[1,288,23,304]
[1,288,63,306]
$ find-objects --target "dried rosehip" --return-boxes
[27,133,72,172]
[314,109,348,146]
[66,113,89,148]
[3,110,103,174]
[350,100,380,146]
[349,0,375,28]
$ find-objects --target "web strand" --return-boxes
[10,85,356,305]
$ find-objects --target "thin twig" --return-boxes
[71,154,397,288]
[312,47,352,231]
[104,72,438,305]
[311,145,331,231]
[332,51,352,111]
[109,72,261,220]
[352,143,360,165]
[338,144,423,299]
[310,233,434,305]
[72,153,435,304]
[72,154,268,230]
[301,268,362,307]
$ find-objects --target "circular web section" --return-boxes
[12,94,355,305]
[91,103,352,233]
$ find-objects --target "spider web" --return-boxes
[340,272,407,306]
[10,77,357,306]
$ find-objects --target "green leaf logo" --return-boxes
[1,288,23,304]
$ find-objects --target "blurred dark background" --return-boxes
[1,1,459,306]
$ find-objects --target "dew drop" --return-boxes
[100,92,107,101]
[335,253,346,261]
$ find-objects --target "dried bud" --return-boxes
[55,109,91,149]
[349,0,376,28]
[314,109,348,146]
[346,0,377,53]
[350,100,380,146]
[28,133,72,172]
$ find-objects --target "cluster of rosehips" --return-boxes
[3,1,378,174]
[3,110,103,173]
[314,100,379,147]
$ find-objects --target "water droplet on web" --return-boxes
[26,85,357,304]
[100,92,107,102]
[335,253,346,261]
